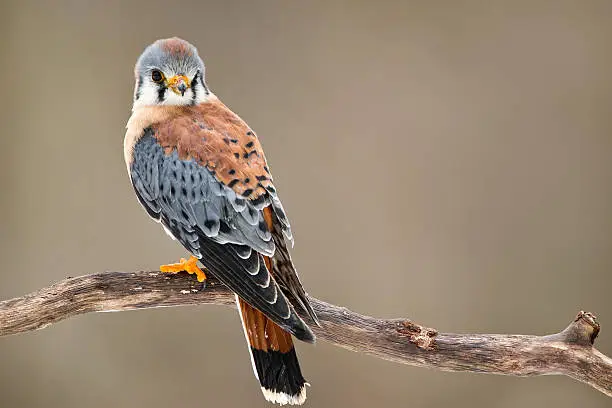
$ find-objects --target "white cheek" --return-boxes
[193,83,211,104]
[132,80,212,109]
[132,82,162,109]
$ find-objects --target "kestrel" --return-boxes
[124,38,318,405]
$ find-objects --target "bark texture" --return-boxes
[0,271,610,397]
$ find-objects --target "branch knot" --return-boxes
[396,320,438,350]
[574,311,601,344]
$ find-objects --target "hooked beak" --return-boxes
[167,75,190,96]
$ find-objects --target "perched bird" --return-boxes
[124,38,318,405]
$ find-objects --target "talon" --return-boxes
[160,256,207,282]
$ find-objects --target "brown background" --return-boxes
[1,1,611,407]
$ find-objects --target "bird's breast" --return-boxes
[124,105,183,174]
[124,99,274,201]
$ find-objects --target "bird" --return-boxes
[124,37,318,405]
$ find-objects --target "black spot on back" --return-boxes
[251,195,266,207]
[204,219,217,230]
[258,219,268,231]
[219,221,231,234]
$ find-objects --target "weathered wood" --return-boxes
[0,271,610,397]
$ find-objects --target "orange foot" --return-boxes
[160,256,207,282]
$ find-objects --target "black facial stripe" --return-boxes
[157,82,166,103]
[135,75,143,100]
[190,71,199,105]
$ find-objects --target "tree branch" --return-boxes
[0,271,610,397]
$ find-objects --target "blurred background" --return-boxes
[1,1,611,407]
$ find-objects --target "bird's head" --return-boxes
[132,37,209,109]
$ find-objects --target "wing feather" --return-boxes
[131,132,314,341]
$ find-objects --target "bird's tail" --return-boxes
[237,296,308,405]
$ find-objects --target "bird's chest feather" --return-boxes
[126,100,274,199]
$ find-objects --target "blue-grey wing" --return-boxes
[130,131,313,341]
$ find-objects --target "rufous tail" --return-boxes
[237,297,308,405]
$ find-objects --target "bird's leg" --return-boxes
[160,256,207,282]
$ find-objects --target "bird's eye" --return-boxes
[151,70,164,83]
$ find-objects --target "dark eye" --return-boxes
[151,70,164,83]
